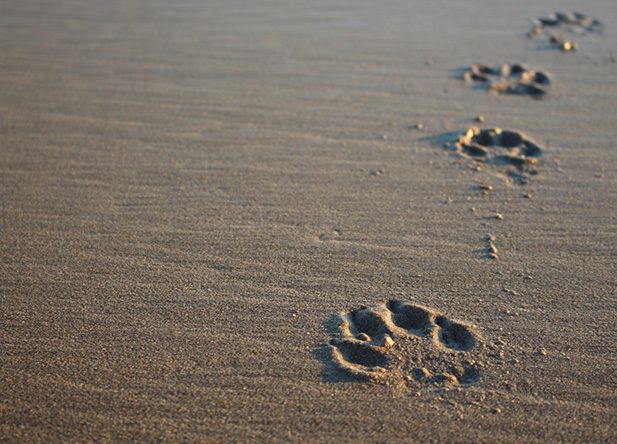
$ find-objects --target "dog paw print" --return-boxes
[529,11,603,36]
[327,300,483,387]
[528,12,603,52]
[448,127,543,185]
[462,63,551,98]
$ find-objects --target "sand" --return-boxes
[1,0,616,442]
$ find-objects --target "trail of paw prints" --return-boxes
[527,12,603,52]
[462,63,551,98]
[327,300,483,388]
[447,127,543,185]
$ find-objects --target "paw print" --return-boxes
[328,300,482,387]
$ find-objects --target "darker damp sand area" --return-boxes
[1,0,617,442]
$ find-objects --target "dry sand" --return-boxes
[1,0,616,442]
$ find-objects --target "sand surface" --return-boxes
[1,0,616,442]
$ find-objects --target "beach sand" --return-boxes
[1,0,616,442]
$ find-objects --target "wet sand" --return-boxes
[1,0,616,442]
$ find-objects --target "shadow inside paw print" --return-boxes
[318,300,483,387]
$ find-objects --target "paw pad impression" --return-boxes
[528,12,603,52]
[449,127,543,184]
[328,300,482,387]
[463,63,551,98]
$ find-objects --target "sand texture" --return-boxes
[1,0,616,442]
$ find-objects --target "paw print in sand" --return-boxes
[529,11,603,36]
[328,300,482,387]
[448,127,543,185]
[528,12,603,52]
[463,63,551,98]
